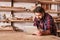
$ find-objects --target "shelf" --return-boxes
[53,16,59,19]
[1,6,60,13]
[46,11,60,14]
[0,20,8,22]
[0,0,11,2]
[0,26,13,31]
[0,6,60,13]
[46,10,60,14]
[39,1,60,4]
[55,19,60,21]
[0,18,60,23]
[54,19,60,23]
[0,0,37,3]
[14,0,37,3]
[57,30,60,32]
[0,6,26,12]
[0,6,25,9]
[38,1,60,11]
[55,0,60,2]
[10,20,33,22]
[10,20,25,22]
[0,6,33,12]
[55,21,60,23]
[0,19,59,23]
[0,19,33,22]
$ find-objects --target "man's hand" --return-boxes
[42,30,51,35]
[33,29,51,36]
[37,29,51,36]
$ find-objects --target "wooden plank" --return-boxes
[53,16,59,19]
[0,0,11,2]
[14,0,37,3]
[55,0,60,2]
[39,0,52,1]
[0,26,13,31]
[0,20,8,22]
[0,19,60,23]
[46,10,60,14]
[10,20,24,22]
[0,6,33,12]
[57,30,60,32]
[47,12,60,14]
[0,6,26,12]
[10,19,60,23]
[55,21,60,23]
[10,19,33,22]
[0,32,60,40]
[0,6,60,13]
[0,6,25,9]
[0,19,33,22]
[39,0,60,4]
[55,19,60,21]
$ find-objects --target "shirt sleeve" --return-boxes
[47,16,57,35]
[33,18,37,26]
[46,16,54,30]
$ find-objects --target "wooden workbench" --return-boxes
[0,32,60,40]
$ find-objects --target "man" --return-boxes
[33,6,57,36]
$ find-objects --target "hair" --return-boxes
[33,6,45,14]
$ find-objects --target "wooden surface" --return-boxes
[0,6,26,12]
[0,19,60,23]
[0,32,60,40]
[13,0,37,3]
[57,30,60,32]
[0,0,37,3]
[46,10,60,14]
[39,1,60,4]
[0,0,11,2]
[0,26,13,31]
[55,19,60,21]
[0,6,60,13]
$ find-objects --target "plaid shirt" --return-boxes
[34,13,57,35]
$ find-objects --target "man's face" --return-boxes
[35,12,43,20]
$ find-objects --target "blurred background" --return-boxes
[0,0,60,37]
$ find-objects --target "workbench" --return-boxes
[0,32,60,40]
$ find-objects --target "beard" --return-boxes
[36,16,42,20]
